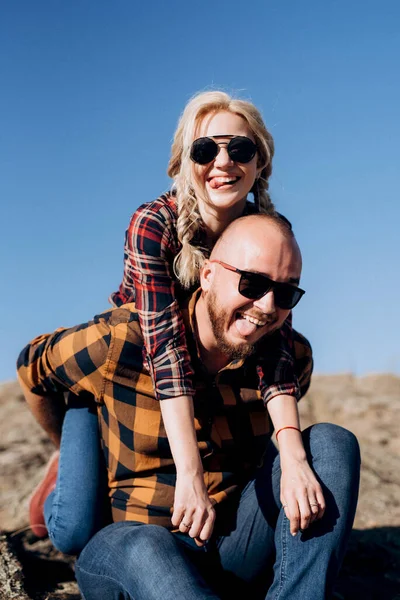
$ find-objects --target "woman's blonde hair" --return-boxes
[168,90,275,288]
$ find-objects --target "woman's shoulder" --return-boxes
[133,191,177,226]
[126,191,179,250]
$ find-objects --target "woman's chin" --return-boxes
[205,187,247,211]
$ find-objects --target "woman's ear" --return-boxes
[200,260,213,293]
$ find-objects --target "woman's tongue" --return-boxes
[209,176,238,189]
[235,314,258,337]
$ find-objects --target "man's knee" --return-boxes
[307,422,361,474]
[78,522,172,571]
[76,523,177,599]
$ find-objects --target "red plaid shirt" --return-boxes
[110,192,302,402]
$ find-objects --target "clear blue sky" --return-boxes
[1,0,399,381]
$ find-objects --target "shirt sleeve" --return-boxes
[112,201,195,401]
[16,319,113,401]
[257,314,306,404]
[292,328,314,398]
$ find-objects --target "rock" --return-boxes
[0,535,29,600]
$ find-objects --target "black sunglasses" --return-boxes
[209,260,305,309]
[190,135,257,165]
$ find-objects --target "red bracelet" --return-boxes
[275,426,301,440]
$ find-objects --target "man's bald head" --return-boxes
[196,213,303,364]
[210,213,301,278]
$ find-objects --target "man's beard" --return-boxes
[206,290,256,361]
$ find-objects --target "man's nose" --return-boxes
[213,145,234,168]
[253,290,276,315]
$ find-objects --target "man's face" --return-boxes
[202,223,302,360]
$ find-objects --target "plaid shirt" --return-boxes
[17,292,313,528]
[110,192,300,403]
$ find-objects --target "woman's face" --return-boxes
[192,111,261,216]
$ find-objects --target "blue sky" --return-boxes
[1,0,399,381]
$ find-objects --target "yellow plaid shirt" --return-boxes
[17,291,312,528]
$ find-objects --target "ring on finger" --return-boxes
[182,521,191,528]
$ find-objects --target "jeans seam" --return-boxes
[47,421,69,539]
[274,516,287,599]
[75,563,136,600]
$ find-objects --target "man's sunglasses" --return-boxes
[190,135,257,165]
[209,260,305,309]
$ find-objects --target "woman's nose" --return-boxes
[213,145,234,168]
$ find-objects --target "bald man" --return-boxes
[17,214,360,600]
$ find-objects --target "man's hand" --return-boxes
[171,472,216,544]
[280,456,325,536]
[17,374,65,448]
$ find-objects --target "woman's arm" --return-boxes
[116,196,215,541]
[260,327,324,535]
[161,396,215,543]
[267,395,325,536]
[17,373,65,448]
[120,197,195,398]
[261,314,302,403]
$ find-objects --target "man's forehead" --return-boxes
[212,230,301,283]
[218,227,300,264]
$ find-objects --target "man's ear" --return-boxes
[200,260,213,293]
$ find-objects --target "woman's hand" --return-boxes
[159,395,216,544]
[171,472,216,544]
[265,394,326,536]
[280,455,325,536]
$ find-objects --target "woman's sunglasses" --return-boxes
[190,135,257,165]
[209,260,305,309]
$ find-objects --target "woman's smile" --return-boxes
[193,111,260,216]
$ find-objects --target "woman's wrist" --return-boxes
[275,425,301,439]
[175,454,204,477]
[276,428,307,462]
[176,467,205,480]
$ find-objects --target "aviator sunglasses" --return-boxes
[190,135,257,165]
[209,260,305,309]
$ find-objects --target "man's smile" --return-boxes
[234,311,277,337]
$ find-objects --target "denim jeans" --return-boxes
[75,423,361,600]
[44,395,108,555]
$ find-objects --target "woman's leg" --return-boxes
[44,393,109,555]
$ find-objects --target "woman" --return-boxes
[26,90,321,554]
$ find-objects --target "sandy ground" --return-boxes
[0,375,399,599]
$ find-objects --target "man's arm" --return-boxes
[17,373,65,448]
[16,319,111,445]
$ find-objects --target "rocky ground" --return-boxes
[0,375,399,599]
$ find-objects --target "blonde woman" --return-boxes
[25,91,318,554]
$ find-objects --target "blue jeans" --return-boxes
[44,395,108,555]
[75,423,360,600]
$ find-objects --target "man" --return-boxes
[17,214,360,599]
